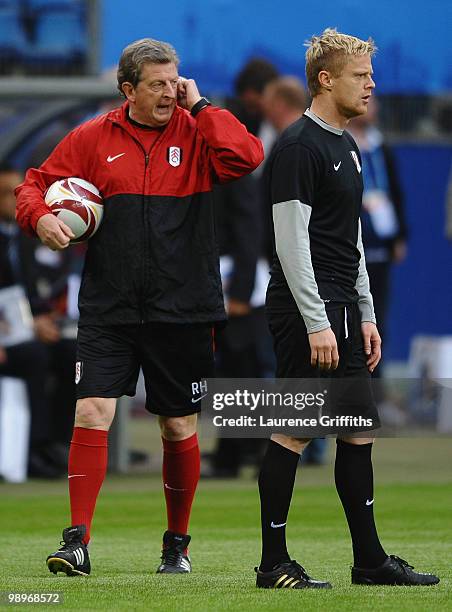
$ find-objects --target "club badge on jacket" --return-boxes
[167,147,182,167]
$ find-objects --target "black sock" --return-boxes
[258,440,300,571]
[334,439,387,569]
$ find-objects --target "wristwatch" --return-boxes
[190,97,212,117]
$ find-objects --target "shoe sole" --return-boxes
[352,579,439,586]
[256,583,306,589]
[256,578,332,589]
[156,568,191,574]
[257,583,331,589]
[47,557,89,577]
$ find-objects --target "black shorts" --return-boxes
[75,323,214,417]
[267,302,379,432]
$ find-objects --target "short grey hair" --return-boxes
[117,38,179,97]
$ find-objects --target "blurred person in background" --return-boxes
[348,97,408,377]
[233,59,282,383]
[261,77,308,266]
[0,163,76,478]
[203,61,281,478]
[232,58,280,160]
[204,174,263,478]
[263,76,307,135]
[16,38,263,577]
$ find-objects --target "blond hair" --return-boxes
[305,28,376,97]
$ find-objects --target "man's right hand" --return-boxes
[308,327,339,370]
[36,213,75,250]
[0,346,7,365]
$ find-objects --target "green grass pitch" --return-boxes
[0,438,451,611]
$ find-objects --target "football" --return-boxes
[44,177,103,243]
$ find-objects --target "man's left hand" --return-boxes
[361,321,381,373]
[392,238,407,264]
[34,313,61,344]
[177,77,202,111]
[226,298,251,317]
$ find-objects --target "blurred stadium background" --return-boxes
[0,1,451,609]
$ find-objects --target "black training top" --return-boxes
[265,108,375,333]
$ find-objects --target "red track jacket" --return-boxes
[16,102,263,326]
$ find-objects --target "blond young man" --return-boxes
[256,28,439,589]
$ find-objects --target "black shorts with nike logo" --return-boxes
[75,323,214,416]
[267,302,380,434]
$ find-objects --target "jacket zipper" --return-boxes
[111,120,165,324]
[126,137,148,325]
[141,152,152,323]
[141,149,148,324]
[141,139,163,324]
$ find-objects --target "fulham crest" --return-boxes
[167,146,182,167]
[349,150,362,173]
[75,361,83,384]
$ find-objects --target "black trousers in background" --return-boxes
[0,339,76,448]
[48,339,78,444]
[366,261,391,379]
[212,307,274,474]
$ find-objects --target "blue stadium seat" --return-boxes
[0,1,22,9]
[23,6,85,67]
[27,0,82,9]
[0,6,27,58]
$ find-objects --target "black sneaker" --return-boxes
[156,530,191,574]
[255,560,332,589]
[352,555,440,586]
[46,525,90,576]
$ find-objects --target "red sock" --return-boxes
[162,433,200,536]
[68,427,108,544]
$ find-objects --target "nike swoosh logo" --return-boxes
[334,161,342,171]
[68,474,87,479]
[191,394,207,403]
[270,521,287,528]
[164,483,187,492]
[366,499,374,506]
[107,153,125,163]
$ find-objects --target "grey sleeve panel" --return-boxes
[273,199,330,333]
[356,219,377,323]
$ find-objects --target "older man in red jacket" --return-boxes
[16,37,263,577]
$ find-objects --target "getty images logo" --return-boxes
[191,379,208,404]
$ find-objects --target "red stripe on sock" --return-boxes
[162,433,200,535]
[68,427,108,545]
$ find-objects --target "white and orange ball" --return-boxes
[44,177,103,243]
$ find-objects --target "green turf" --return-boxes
[0,440,451,611]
